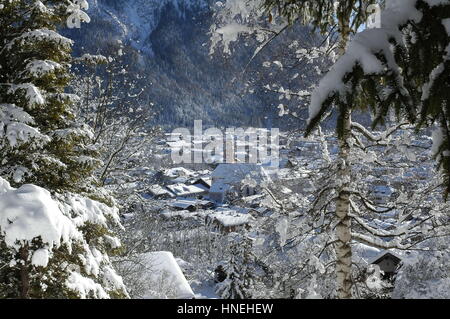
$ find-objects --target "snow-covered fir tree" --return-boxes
[0,0,127,298]
[216,234,255,299]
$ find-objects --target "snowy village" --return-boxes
[0,0,449,301]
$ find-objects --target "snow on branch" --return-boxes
[4,29,74,52]
[307,0,448,126]
[0,103,50,148]
[66,0,91,29]
[8,83,45,107]
[351,121,410,143]
[0,177,81,256]
[352,232,409,250]
[209,0,286,55]
[24,60,63,78]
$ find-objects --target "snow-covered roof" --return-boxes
[148,184,174,197]
[166,183,207,197]
[164,167,197,178]
[170,200,197,210]
[193,183,210,191]
[141,251,195,299]
[368,250,402,265]
[169,198,214,209]
[208,210,252,227]
[169,177,189,184]
[160,209,196,220]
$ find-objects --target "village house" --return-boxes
[169,200,197,212]
[369,251,402,279]
[209,163,273,203]
[147,184,175,199]
[166,183,208,198]
[169,199,215,211]
[205,210,253,234]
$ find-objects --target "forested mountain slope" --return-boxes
[66,0,277,128]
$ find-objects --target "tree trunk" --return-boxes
[19,246,30,299]
[335,108,353,299]
[335,22,353,299]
